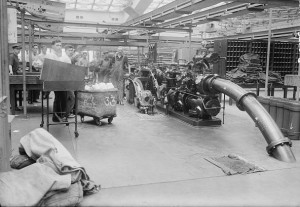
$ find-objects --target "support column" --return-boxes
[264,9,272,96]
[0,0,11,172]
[21,9,27,117]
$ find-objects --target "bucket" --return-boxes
[286,100,300,140]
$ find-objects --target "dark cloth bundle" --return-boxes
[226,53,264,84]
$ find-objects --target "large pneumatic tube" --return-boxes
[200,75,296,163]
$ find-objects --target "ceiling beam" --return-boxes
[203,24,300,41]
[158,2,250,27]
[123,0,225,26]
[125,0,154,21]
[232,0,299,7]
[28,19,192,33]
[17,37,149,47]
[17,30,202,42]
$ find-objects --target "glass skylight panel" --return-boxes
[109,6,122,12]
[94,0,112,5]
[93,5,109,11]
[77,0,94,4]
[59,0,76,3]
[76,3,93,10]
[66,3,76,9]
[112,0,132,6]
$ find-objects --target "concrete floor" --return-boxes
[10,91,300,206]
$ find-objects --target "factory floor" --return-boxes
[10,90,300,207]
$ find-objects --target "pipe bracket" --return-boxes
[266,137,292,155]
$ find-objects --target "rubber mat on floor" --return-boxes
[204,154,266,175]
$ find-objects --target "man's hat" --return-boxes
[12,44,22,49]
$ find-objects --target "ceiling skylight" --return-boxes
[56,0,133,12]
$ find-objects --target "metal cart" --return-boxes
[77,88,117,126]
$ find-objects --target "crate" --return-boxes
[77,89,118,126]
[41,58,86,91]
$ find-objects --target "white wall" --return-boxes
[65,10,126,24]
[63,10,127,33]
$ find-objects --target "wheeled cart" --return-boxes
[77,89,117,126]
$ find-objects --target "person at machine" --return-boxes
[98,51,112,83]
[110,47,128,105]
[38,45,48,63]
[9,44,22,111]
[9,44,22,75]
[64,44,76,118]
[18,44,30,71]
[28,44,43,103]
[38,45,52,100]
[45,39,74,122]
[78,51,89,77]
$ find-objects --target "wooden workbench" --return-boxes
[9,74,42,115]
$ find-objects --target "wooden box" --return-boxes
[40,58,86,91]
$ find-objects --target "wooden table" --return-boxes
[9,74,43,115]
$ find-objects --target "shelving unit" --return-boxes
[213,39,299,78]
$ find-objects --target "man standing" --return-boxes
[9,44,21,75]
[28,44,42,103]
[45,39,73,122]
[38,45,48,62]
[78,51,89,77]
[9,44,22,111]
[64,44,76,118]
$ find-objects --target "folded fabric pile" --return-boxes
[258,71,283,84]
[226,53,262,84]
[0,128,100,206]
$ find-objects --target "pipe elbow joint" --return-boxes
[201,74,220,95]
[236,92,257,111]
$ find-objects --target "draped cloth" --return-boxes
[0,128,100,206]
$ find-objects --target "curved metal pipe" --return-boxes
[202,75,296,163]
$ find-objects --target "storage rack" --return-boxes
[213,39,299,78]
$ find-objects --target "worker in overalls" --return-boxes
[111,47,128,105]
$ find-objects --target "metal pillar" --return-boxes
[264,9,272,96]
[21,9,27,117]
[0,0,11,172]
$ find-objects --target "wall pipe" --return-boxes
[201,75,296,163]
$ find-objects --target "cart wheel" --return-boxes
[74,131,79,138]
[94,118,102,126]
[108,117,113,124]
[80,116,84,123]
[40,123,43,127]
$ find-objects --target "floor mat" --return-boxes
[204,154,266,175]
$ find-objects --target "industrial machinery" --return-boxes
[126,68,157,114]
[126,55,296,163]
